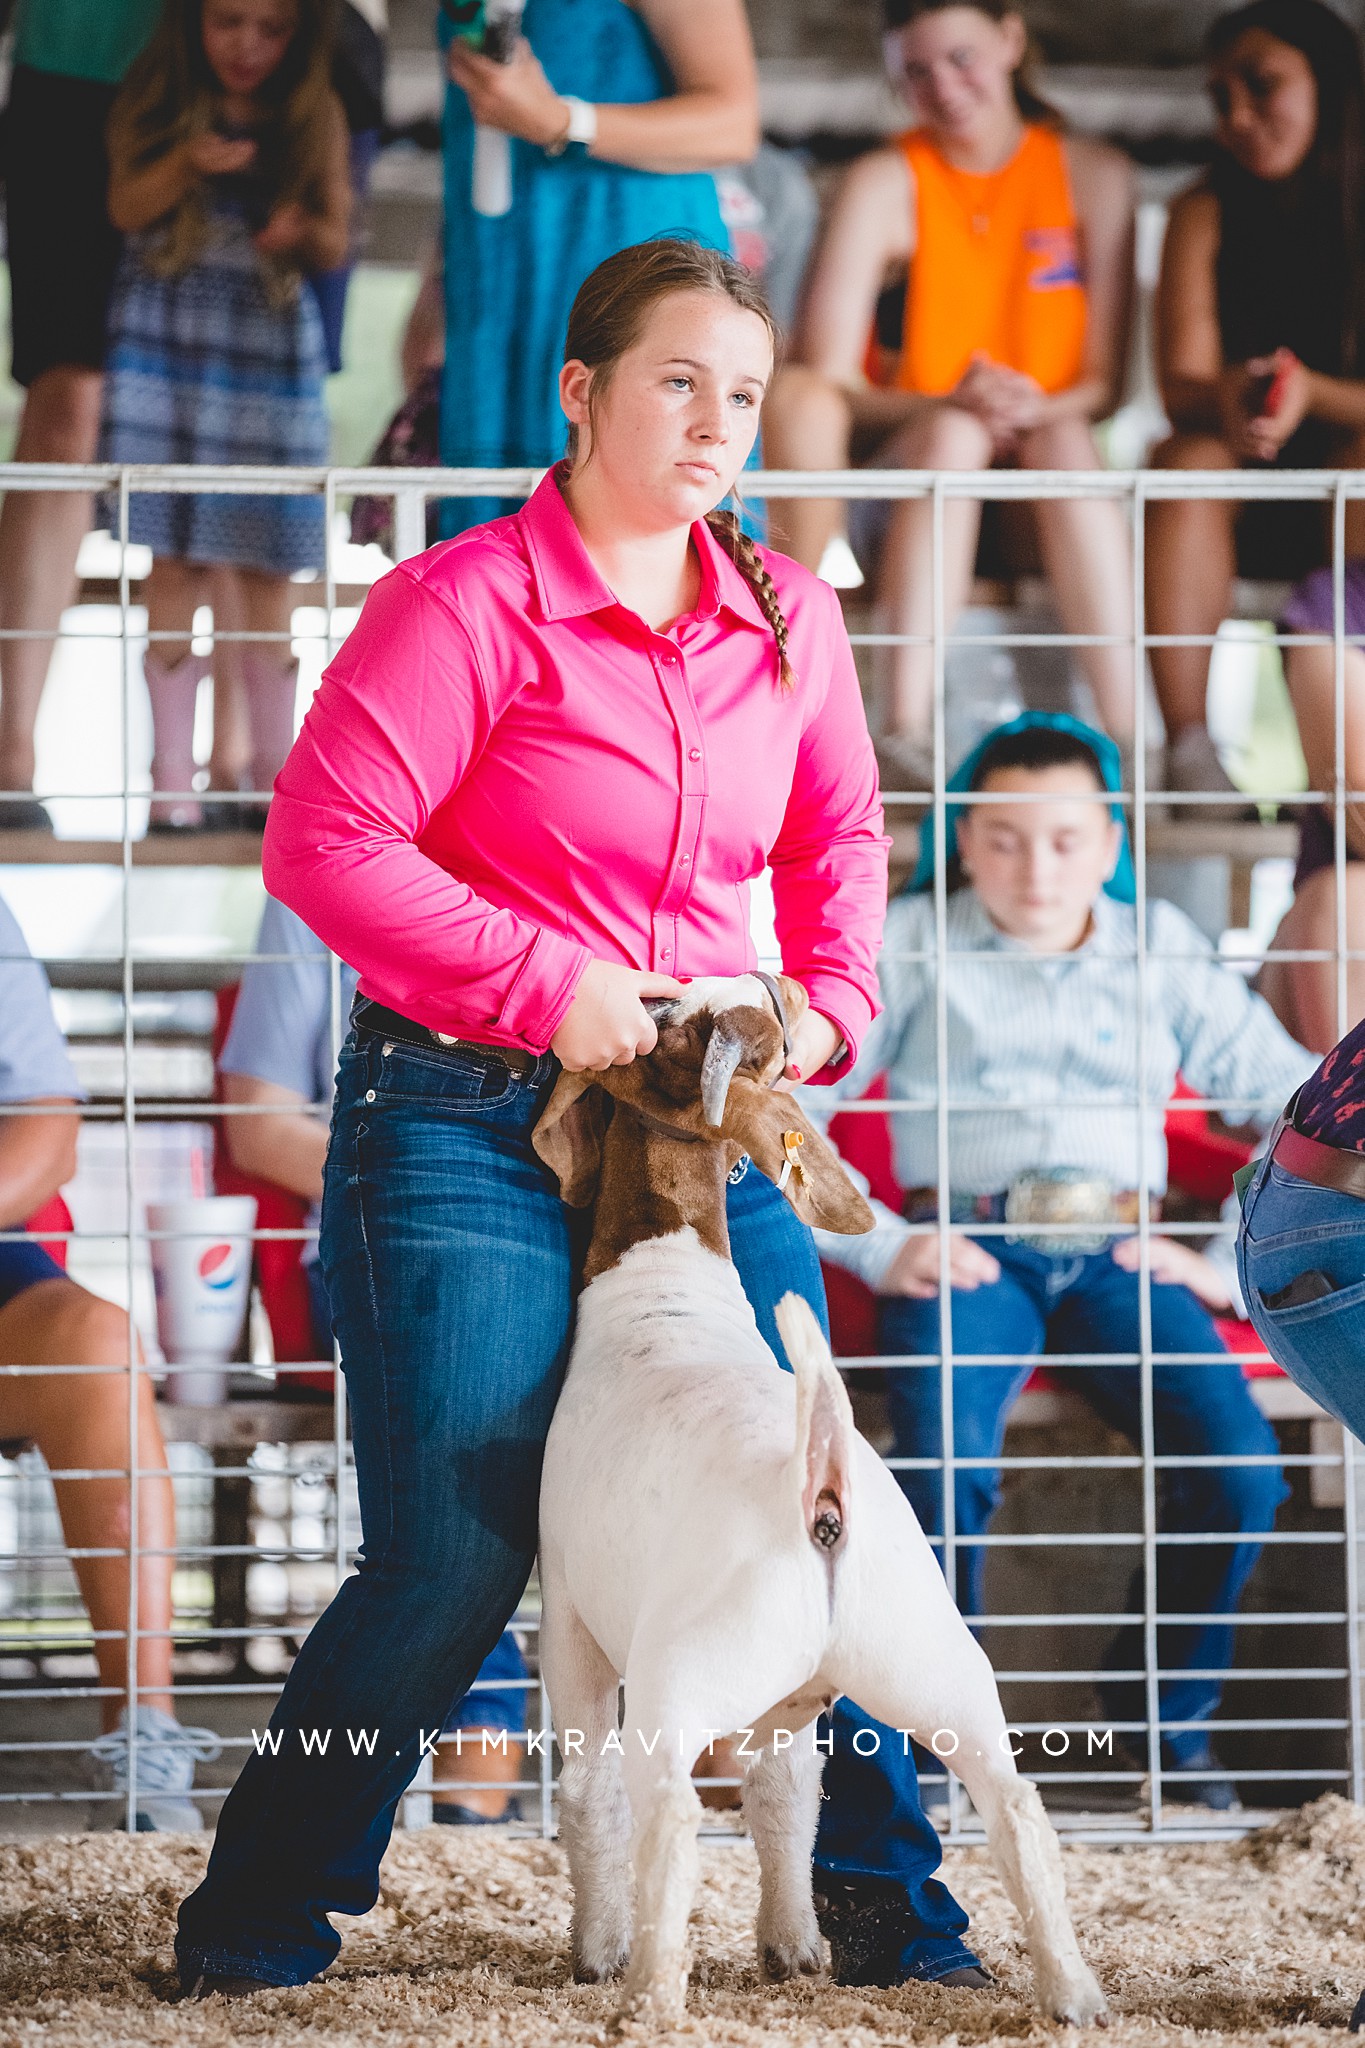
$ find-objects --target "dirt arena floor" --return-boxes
[4,1795,1365,2047]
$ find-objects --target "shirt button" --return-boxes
[365,1089,376,1103]
[689,748,701,762]
[661,947,672,961]
[679,854,690,867]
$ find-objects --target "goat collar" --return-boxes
[751,971,793,1070]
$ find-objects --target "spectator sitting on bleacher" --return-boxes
[0,889,218,1827]
[763,0,1136,785]
[1147,0,1365,798]
[813,714,1315,1809]
[220,893,530,1821]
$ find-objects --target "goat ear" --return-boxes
[531,1072,609,1207]
[723,1082,875,1235]
[774,974,811,1035]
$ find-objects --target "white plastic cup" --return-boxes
[147,1196,257,1405]
[472,124,512,216]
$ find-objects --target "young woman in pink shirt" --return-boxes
[177,240,987,1998]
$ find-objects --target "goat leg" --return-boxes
[540,1591,632,1982]
[743,1732,826,1981]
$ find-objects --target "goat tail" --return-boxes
[775,1293,855,1557]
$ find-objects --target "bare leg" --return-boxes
[1340,427,1365,559]
[875,403,992,740]
[1145,431,1238,743]
[1259,867,1365,1052]
[238,569,299,803]
[1285,639,1365,850]
[143,559,211,827]
[762,364,854,570]
[431,1723,524,1817]
[205,566,252,812]
[1256,641,1365,1045]
[144,557,209,673]
[0,1277,175,1729]
[1017,415,1135,745]
[0,366,103,792]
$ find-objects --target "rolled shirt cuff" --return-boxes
[799,974,875,1081]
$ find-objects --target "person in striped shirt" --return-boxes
[817,714,1315,1809]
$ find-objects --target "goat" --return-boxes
[533,973,1108,2028]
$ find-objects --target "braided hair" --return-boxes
[703,506,794,691]
[562,239,796,691]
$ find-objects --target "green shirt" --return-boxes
[13,0,160,86]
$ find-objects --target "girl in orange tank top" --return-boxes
[894,122,1087,397]
[765,0,1136,773]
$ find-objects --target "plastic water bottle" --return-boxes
[471,0,526,218]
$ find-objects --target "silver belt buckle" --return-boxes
[1004,1170,1117,1256]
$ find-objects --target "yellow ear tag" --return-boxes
[777,1129,807,1193]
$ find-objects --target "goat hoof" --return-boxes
[614,1987,686,2029]
[1046,1976,1110,2028]
[573,1949,629,1985]
[761,1939,823,1982]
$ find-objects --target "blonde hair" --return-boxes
[562,239,795,691]
[109,0,338,286]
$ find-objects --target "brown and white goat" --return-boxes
[533,974,1107,2027]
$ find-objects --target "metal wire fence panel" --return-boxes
[0,461,1358,1846]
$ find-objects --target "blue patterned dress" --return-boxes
[439,0,729,535]
[99,183,330,572]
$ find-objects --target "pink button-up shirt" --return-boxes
[263,470,889,1071]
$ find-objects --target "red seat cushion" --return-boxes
[1164,1073,1255,1205]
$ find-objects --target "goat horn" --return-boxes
[700,1017,746,1130]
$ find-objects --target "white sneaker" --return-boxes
[91,1704,221,1832]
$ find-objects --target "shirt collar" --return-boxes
[519,467,770,633]
[690,512,771,632]
[959,888,1112,960]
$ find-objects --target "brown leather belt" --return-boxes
[352,999,540,1077]
[1273,1121,1365,1201]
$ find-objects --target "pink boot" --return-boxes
[241,646,300,824]
[144,648,210,831]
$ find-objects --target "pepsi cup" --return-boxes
[147,1196,258,1405]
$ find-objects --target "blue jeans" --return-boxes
[176,1032,977,1987]
[879,1233,1286,1762]
[1238,1152,1365,1441]
[307,1256,528,1734]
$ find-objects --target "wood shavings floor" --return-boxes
[4,1795,1365,2046]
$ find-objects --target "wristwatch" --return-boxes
[545,96,598,156]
